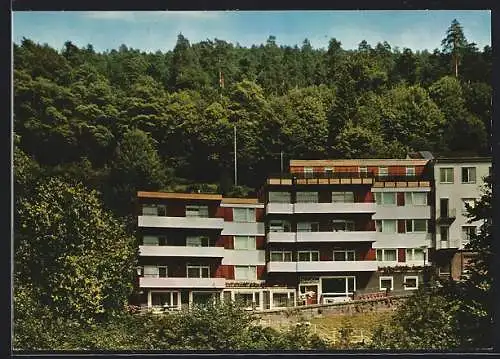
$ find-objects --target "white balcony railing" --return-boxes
[138,216,224,229]
[139,277,226,289]
[372,205,431,220]
[373,233,432,249]
[266,232,296,243]
[139,245,225,257]
[296,231,376,243]
[293,202,376,214]
[266,203,294,214]
[222,222,265,236]
[267,261,378,272]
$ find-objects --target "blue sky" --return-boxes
[13,10,491,53]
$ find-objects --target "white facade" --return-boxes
[434,159,491,250]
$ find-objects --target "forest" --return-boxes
[13,19,493,351]
[14,19,491,216]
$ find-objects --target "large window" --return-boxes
[440,226,449,242]
[375,192,396,205]
[270,251,293,262]
[142,204,167,216]
[406,167,416,176]
[298,251,320,262]
[234,293,257,308]
[297,222,320,232]
[233,208,256,222]
[462,226,476,243]
[296,191,318,203]
[333,250,356,261]
[462,198,476,214]
[332,220,355,232]
[269,191,291,203]
[440,168,454,183]
[186,205,209,218]
[234,236,256,250]
[143,235,167,246]
[375,220,397,233]
[187,265,210,278]
[272,292,295,308]
[332,191,355,203]
[405,219,428,232]
[405,192,427,206]
[269,220,291,232]
[143,265,168,278]
[379,276,394,290]
[151,292,178,307]
[321,277,356,295]
[461,167,476,184]
[186,236,210,247]
[405,248,425,261]
[234,266,257,280]
[376,249,397,262]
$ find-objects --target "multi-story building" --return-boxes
[431,157,492,281]
[260,158,432,304]
[135,191,294,311]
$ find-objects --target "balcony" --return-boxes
[372,205,431,220]
[267,172,374,186]
[437,208,457,224]
[222,222,265,236]
[139,245,225,258]
[294,202,376,214]
[139,277,226,289]
[267,232,296,243]
[267,261,378,272]
[296,261,378,272]
[138,215,224,229]
[296,231,376,243]
[373,233,432,249]
[266,203,294,214]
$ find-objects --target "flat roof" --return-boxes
[221,198,261,204]
[290,159,430,167]
[137,191,222,201]
[435,157,492,164]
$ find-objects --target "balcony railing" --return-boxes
[139,245,226,258]
[138,215,224,229]
[267,261,378,272]
[139,277,226,288]
[438,208,457,222]
[268,172,429,181]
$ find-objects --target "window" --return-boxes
[376,249,397,262]
[151,292,178,307]
[233,208,256,222]
[186,236,210,247]
[462,226,476,243]
[143,235,167,246]
[462,198,475,214]
[359,167,368,177]
[142,204,167,216]
[321,277,356,295]
[296,191,318,203]
[270,251,293,262]
[405,248,425,261]
[333,250,356,261]
[378,167,388,177]
[234,236,256,250]
[405,192,427,206]
[269,220,291,232]
[406,167,416,176]
[324,167,334,177]
[375,220,397,233]
[375,192,396,205]
[405,219,427,232]
[273,292,294,308]
[304,167,314,178]
[332,191,355,203]
[379,276,394,291]
[186,205,209,218]
[440,198,450,218]
[297,222,320,232]
[234,293,255,308]
[187,265,210,278]
[461,167,476,184]
[234,266,257,280]
[439,168,454,183]
[332,220,355,232]
[440,226,449,242]
[298,251,320,262]
[403,276,418,290]
[269,192,291,203]
[143,265,167,278]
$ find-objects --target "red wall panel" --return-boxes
[224,207,233,221]
[168,203,185,217]
[255,236,265,250]
[398,248,406,262]
[256,208,264,222]
[397,192,405,206]
[364,248,377,261]
[364,191,374,203]
[398,220,406,233]
[257,265,266,280]
[215,206,225,218]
